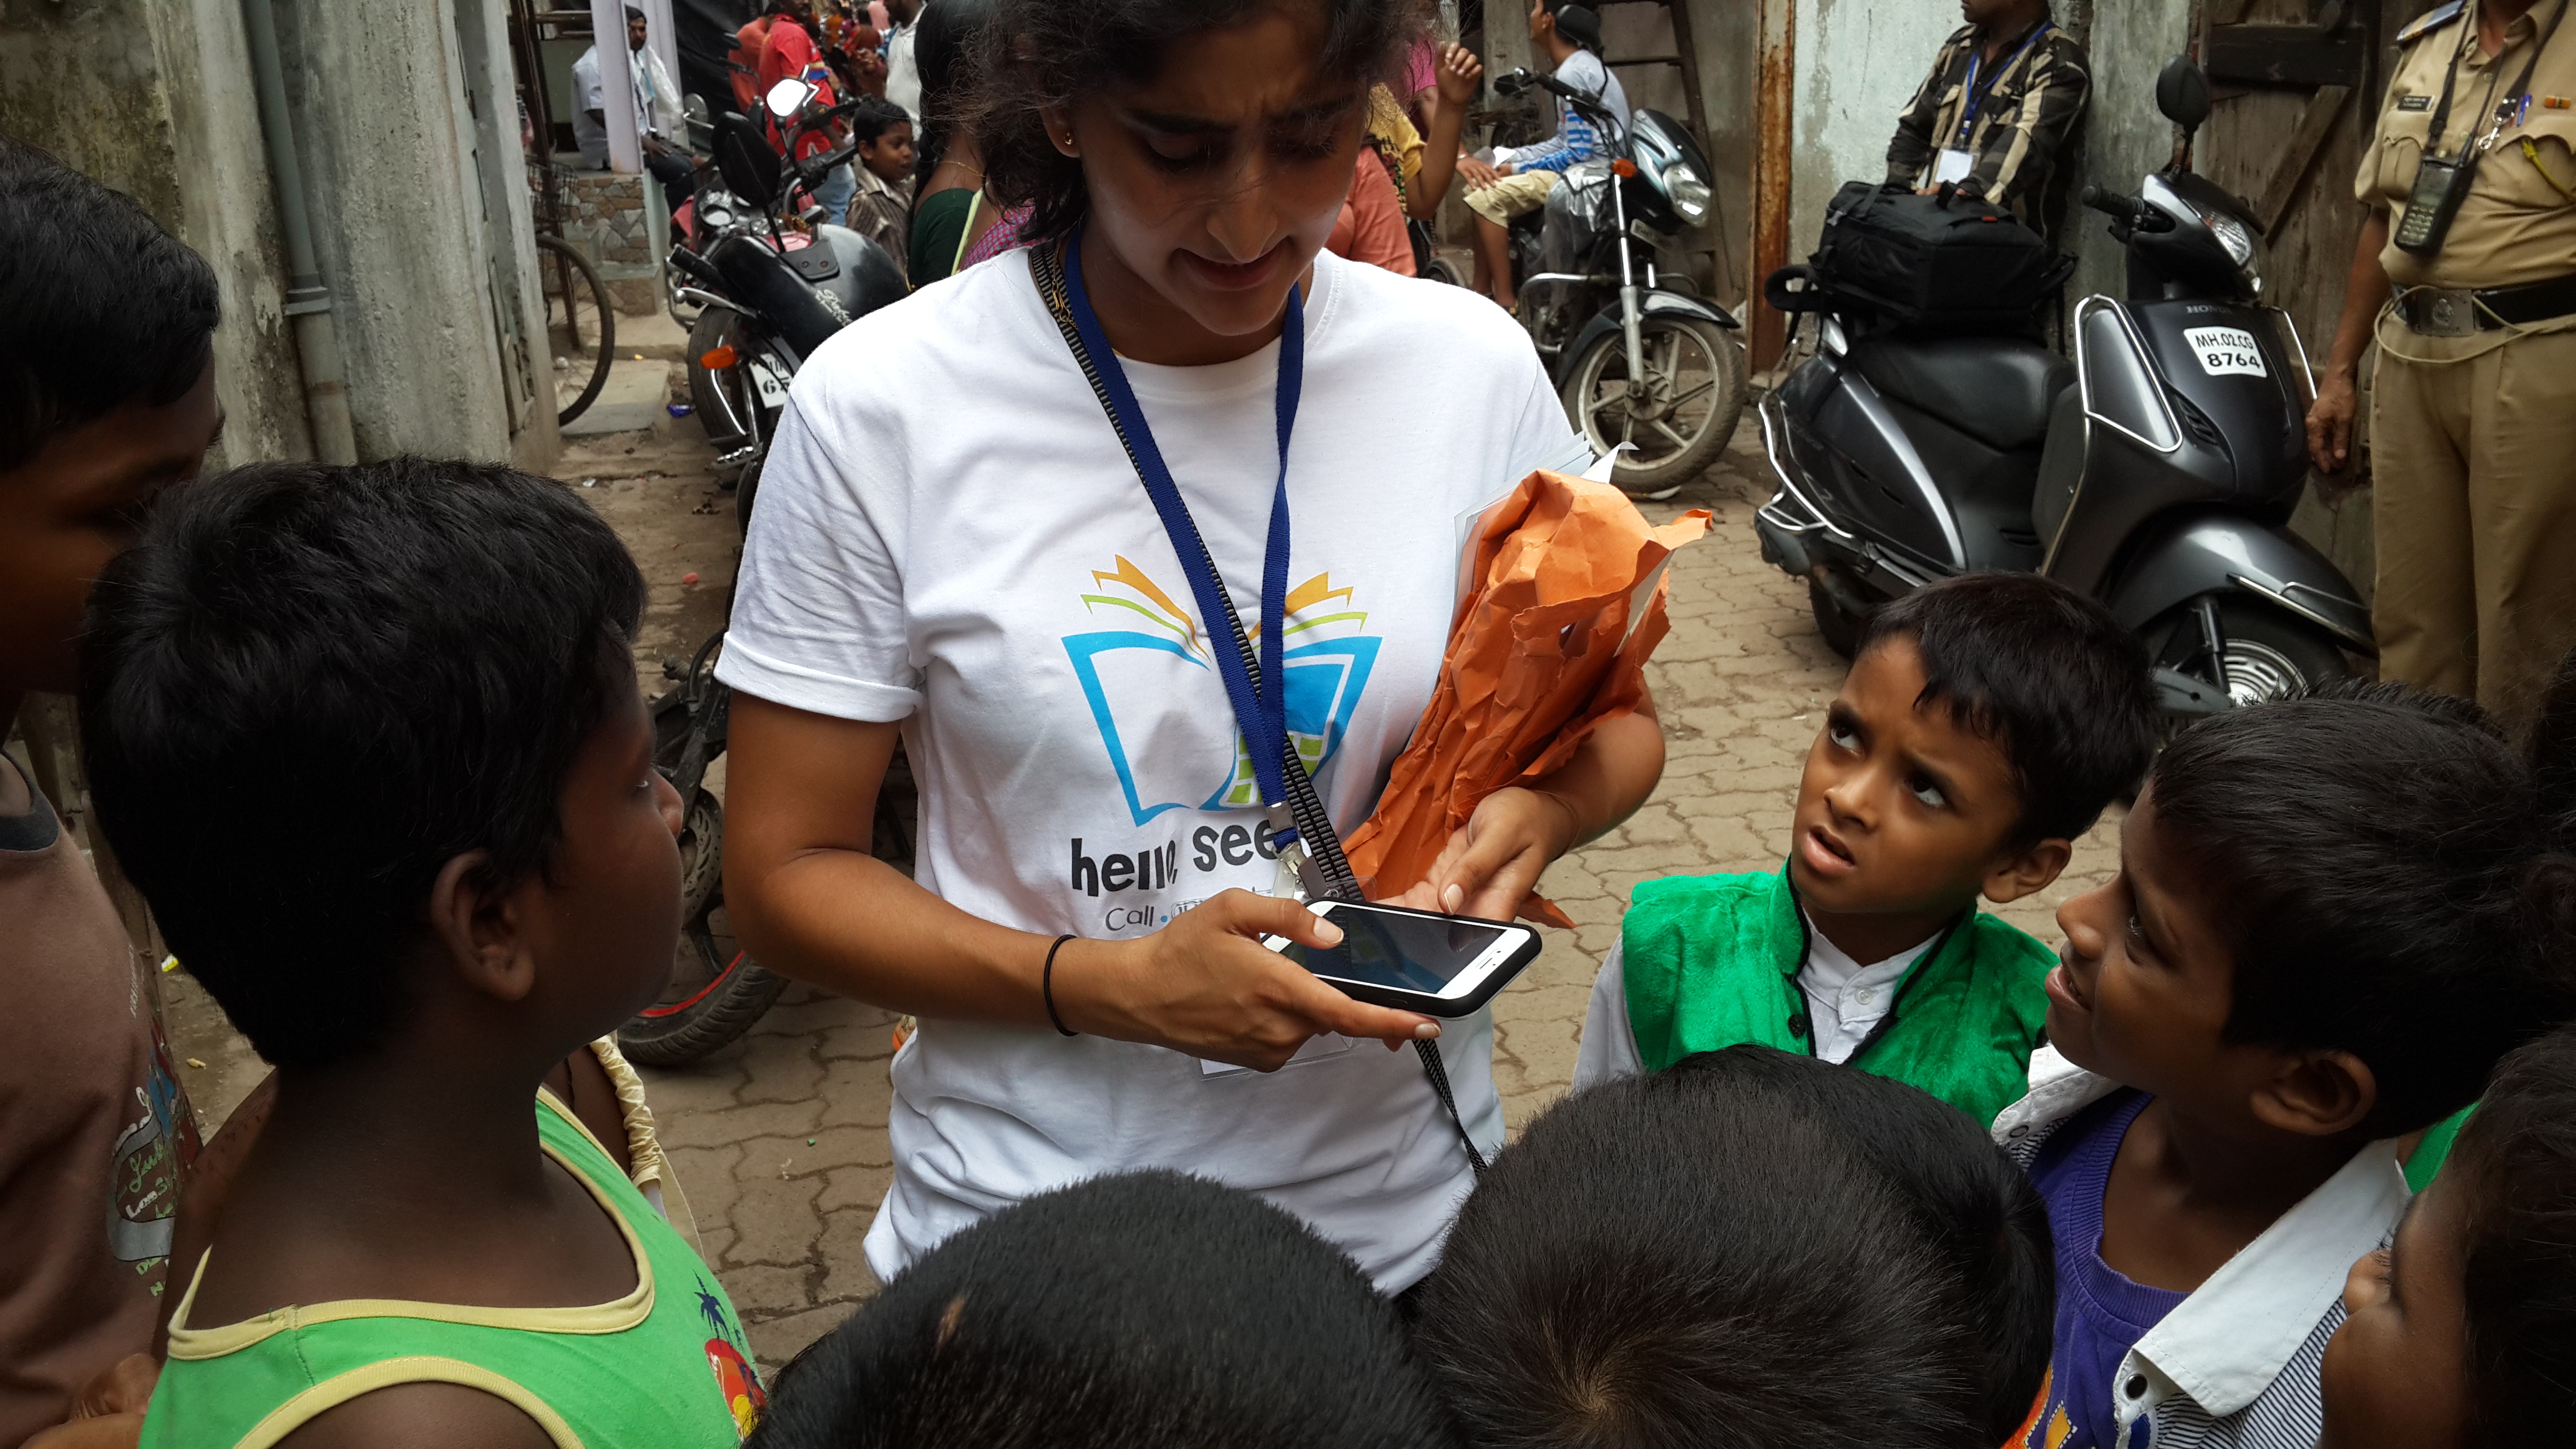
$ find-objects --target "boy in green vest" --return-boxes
[84,460,766,1448]
[1575,573,2157,1126]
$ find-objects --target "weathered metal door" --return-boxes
[2198,0,2438,588]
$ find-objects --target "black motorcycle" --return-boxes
[1491,67,1747,499]
[1754,59,2370,719]
[628,79,910,1066]
[668,78,905,535]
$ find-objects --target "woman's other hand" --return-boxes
[1392,787,1579,922]
[1053,890,1440,1070]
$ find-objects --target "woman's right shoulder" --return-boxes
[789,256,1051,423]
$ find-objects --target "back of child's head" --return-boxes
[2146,670,2576,1137]
[80,457,645,1071]
[1,134,218,471]
[2447,1023,2576,1445]
[748,1171,1455,1449]
[1408,1045,2053,1449]
[1853,572,2155,847]
[850,94,912,147]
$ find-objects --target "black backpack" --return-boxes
[1800,180,2071,333]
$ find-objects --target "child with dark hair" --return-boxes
[2320,1023,2576,1449]
[0,133,224,1447]
[843,94,917,280]
[1410,1045,2055,1449]
[87,459,761,1448]
[1578,572,2157,1128]
[1997,674,2576,1448]
[749,1171,1456,1449]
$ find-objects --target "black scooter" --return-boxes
[1755,59,2371,717]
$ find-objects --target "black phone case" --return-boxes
[1295,902,1544,1018]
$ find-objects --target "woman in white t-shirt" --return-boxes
[718,0,1665,1291]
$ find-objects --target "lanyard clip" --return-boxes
[1266,801,1329,903]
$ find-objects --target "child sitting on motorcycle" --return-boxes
[1456,1,1626,311]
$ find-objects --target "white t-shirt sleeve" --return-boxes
[716,390,924,722]
[1573,938,1645,1089]
[1505,349,1595,483]
[573,50,605,112]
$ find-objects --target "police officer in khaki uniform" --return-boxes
[2309,0,2576,720]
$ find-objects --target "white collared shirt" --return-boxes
[1797,920,1934,1065]
[1993,1048,2411,1448]
[1572,919,1938,1086]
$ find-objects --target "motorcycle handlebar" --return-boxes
[2082,185,2176,233]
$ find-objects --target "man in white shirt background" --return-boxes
[573,6,695,213]
[882,0,924,119]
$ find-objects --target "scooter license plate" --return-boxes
[749,356,791,407]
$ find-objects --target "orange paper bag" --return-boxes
[1342,469,1709,926]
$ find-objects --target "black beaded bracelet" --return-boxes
[1043,933,1079,1037]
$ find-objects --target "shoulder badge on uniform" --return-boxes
[2397,1,2466,45]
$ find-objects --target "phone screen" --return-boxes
[1279,907,1514,996]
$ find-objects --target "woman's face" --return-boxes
[1053,4,1370,350]
[2318,1175,2474,1449]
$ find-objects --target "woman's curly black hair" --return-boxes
[960,0,1430,247]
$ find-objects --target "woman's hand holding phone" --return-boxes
[1049,890,1442,1071]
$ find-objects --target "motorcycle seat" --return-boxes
[1848,334,2073,454]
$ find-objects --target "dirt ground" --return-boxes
[163,376,2122,1373]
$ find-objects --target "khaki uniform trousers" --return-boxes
[2369,316,2576,722]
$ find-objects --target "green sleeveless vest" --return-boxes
[1621,868,2056,1127]
[140,1093,764,1448]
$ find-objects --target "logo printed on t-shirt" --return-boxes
[1061,557,1381,825]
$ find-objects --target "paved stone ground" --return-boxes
[163,406,2122,1375]
[626,424,2125,1370]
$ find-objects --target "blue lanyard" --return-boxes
[1059,226,1305,817]
[1956,22,2052,146]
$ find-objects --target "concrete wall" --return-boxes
[0,0,313,472]
[0,0,558,471]
[1784,0,1954,270]
[269,0,515,462]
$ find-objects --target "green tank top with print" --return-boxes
[139,1093,764,1449]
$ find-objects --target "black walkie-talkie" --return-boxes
[2396,1,2567,256]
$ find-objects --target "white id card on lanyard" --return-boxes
[1933,148,1974,185]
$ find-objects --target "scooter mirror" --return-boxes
[2155,58,2212,133]
[684,93,710,125]
[765,77,817,120]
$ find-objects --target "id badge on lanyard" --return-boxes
[1943,24,2049,185]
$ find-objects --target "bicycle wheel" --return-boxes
[618,901,788,1066]
[537,235,617,426]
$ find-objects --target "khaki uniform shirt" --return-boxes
[2356,0,2576,290]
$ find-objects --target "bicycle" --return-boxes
[529,161,618,427]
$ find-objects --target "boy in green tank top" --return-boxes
[1575,574,2157,1127]
[82,459,764,1448]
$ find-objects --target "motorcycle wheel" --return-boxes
[1562,314,1747,500]
[1809,577,1870,660]
[617,901,788,1067]
[687,307,752,451]
[2200,597,2351,706]
[672,784,724,925]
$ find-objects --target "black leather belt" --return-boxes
[2397,273,2576,334]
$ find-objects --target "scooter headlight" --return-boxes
[2203,207,2259,289]
[1667,167,1712,225]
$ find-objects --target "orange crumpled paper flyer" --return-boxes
[1342,469,1710,927]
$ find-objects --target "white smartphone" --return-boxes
[1261,899,1542,1018]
